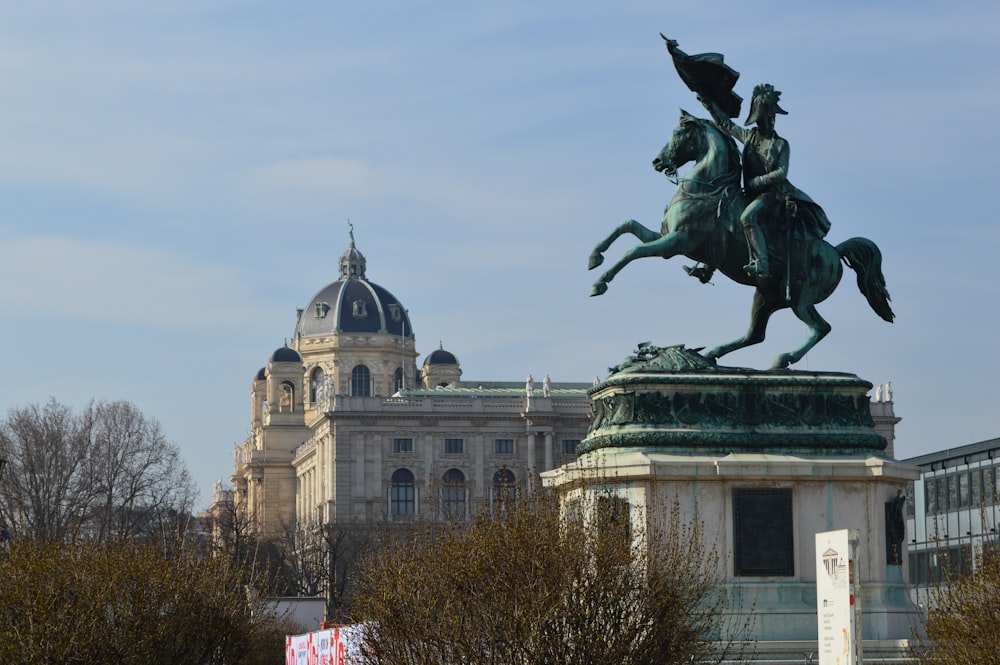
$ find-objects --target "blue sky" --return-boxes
[1,1,997,506]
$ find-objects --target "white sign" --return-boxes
[815,529,862,665]
[286,626,362,665]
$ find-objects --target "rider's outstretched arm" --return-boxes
[702,98,751,144]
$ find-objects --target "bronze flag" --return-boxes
[662,35,743,119]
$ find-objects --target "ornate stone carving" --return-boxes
[582,343,885,456]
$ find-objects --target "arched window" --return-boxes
[441,469,466,521]
[492,467,517,513]
[390,468,415,518]
[393,367,404,394]
[279,382,295,412]
[310,367,325,403]
[350,365,371,397]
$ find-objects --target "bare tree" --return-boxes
[88,400,195,543]
[210,498,294,601]
[321,521,373,620]
[0,399,94,541]
[274,517,374,622]
[275,518,326,597]
[0,398,195,544]
[212,494,259,567]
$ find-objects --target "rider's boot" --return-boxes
[743,225,770,278]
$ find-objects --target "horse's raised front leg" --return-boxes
[588,219,662,270]
[590,231,689,297]
[705,291,780,361]
[771,303,831,369]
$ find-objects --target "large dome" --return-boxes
[293,239,414,339]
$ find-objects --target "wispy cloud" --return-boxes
[0,233,272,331]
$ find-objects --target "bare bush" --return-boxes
[0,539,295,665]
[352,490,747,665]
[917,544,1000,665]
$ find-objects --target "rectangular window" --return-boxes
[390,483,415,517]
[909,551,929,586]
[392,438,413,454]
[972,470,983,507]
[959,472,970,508]
[947,474,958,511]
[561,439,580,456]
[925,477,937,513]
[441,471,466,522]
[494,438,514,455]
[444,438,464,454]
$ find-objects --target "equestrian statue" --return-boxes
[588,36,893,370]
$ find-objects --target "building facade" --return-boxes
[903,436,1000,589]
[229,238,590,537]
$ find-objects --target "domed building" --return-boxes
[292,237,418,404]
[231,237,591,537]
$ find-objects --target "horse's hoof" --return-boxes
[587,253,604,270]
[770,355,792,370]
[590,282,608,297]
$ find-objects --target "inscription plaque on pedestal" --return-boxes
[733,488,794,576]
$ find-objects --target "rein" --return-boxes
[677,174,739,199]
[666,172,740,213]
[665,173,741,271]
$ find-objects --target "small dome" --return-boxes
[254,367,266,381]
[271,346,302,363]
[340,244,365,271]
[425,344,458,366]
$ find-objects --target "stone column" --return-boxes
[527,431,537,489]
[544,431,554,471]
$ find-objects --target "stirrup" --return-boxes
[743,260,769,278]
[683,264,715,284]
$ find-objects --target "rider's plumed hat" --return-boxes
[745,83,787,126]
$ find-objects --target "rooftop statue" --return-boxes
[589,36,893,369]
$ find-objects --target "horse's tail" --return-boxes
[836,237,894,323]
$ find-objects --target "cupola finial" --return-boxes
[339,220,367,279]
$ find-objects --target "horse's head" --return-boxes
[653,110,740,181]
[652,110,705,177]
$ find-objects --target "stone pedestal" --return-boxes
[541,345,922,650]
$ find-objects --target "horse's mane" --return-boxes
[698,117,741,176]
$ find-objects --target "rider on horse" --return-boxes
[588,38,893,369]
[701,84,831,279]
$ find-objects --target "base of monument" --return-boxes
[542,449,923,644]
[706,639,915,664]
[584,344,887,456]
[721,577,918,642]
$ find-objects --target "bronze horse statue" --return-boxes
[588,110,893,369]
